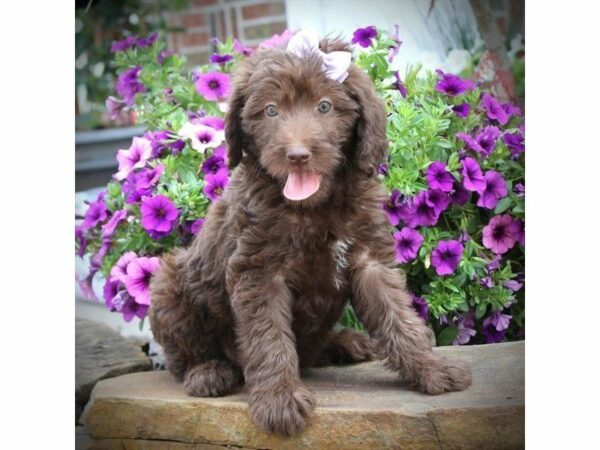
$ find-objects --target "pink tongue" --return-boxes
[283,171,321,201]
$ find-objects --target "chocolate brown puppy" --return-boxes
[149,37,471,437]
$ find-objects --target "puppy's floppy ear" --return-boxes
[224,60,253,168]
[344,66,388,177]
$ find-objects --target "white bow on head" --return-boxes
[286,28,352,83]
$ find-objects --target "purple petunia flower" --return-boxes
[514,182,525,197]
[121,298,150,322]
[503,131,525,158]
[259,29,294,49]
[450,180,471,205]
[425,189,451,215]
[90,238,112,271]
[110,251,138,284]
[383,189,410,227]
[510,218,525,246]
[393,71,407,98]
[393,227,424,264]
[480,275,494,288]
[435,72,474,96]
[198,116,225,130]
[124,256,160,305]
[136,32,158,48]
[75,226,88,258]
[504,279,523,292]
[482,214,517,255]
[189,218,204,235]
[144,130,171,158]
[110,35,137,53]
[426,161,453,192]
[482,310,512,343]
[81,199,109,231]
[140,194,180,234]
[210,53,234,65]
[388,24,403,63]
[101,208,127,238]
[203,169,229,201]
[482,322,506,343]
[431,239,464,276]
[115,66,146,106]
[351,26,377,48]
[481,93,509,125]
[378,164,388,177]
[477,170,507,209]
[157,49,174,64]
[409,191,440,227]
[411,293,429,322]
[452,103,470,118]
[456,132,481,153]
[233,38,253,56]
[194,71,231,101]
[114,137,153,180]
[105,96,127,121]
[502,102,522,119]
[460,157,486,194]
[475,126,501,157]
[487,255,502,272]
[201,151,226,176]
[178,121,225,153]
[453,311,477,345]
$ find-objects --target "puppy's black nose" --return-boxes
[286,147,311,165]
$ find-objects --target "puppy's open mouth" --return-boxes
[283,171,321,201]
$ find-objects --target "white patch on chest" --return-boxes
[331,239,350,290]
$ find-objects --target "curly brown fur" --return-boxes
[150,37,471,437]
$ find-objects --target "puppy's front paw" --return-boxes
[249,383,316,436]
[416,357,472,395]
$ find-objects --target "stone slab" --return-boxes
[82,341,524,449]
[76,319,152,423]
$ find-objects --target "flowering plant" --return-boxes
[76,27,524,345]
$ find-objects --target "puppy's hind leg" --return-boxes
[150,251,242,397]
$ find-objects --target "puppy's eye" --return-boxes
[265,105,278,117]
[318,100,332,114]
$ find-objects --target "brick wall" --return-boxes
[159,0,288,65]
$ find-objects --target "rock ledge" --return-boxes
[82,341,524,450]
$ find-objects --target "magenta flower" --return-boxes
[411,293,429,322]
[435,72,474,96]
[450,181,471,206]
[426,161,453,192]
[189,218,204,235]
[210,53,233,64]
[453,311,476,345]
[504,280,523,292]
[124,256,160,305]
[351,26,377,48]
[81,199,109,231]
[203,169,229,201]
[452,103,470,118]
[378,163,389,176]
[393,71,407,98]
[110,35,136,53]
[233,38,253,56]
[201,151,226,175]
[140,194,180,234]
[502,102,522,119]
[482,215,516,255]
[477,170,507,209]
[115,66,146,106]
[134,164,164,190]
[115,137,153,181]
[388,24,402,62]
[105,96,127,120]
[460,157,486,194]
[136,32,158,48]
[456,132,481,153]
[482,320,506,343]
[110,251,138,284]
[482,311,512,343]
[425,189,451,215]
[157,49,174,64]
[383,190,410,227]
[393,227,423,264]
[475,126,501,156]
[75,226,88,258]
[510,218,525,246]
[178,122,225,153]
[431,240,464,276]
[198,116,225,130]
[503,131,525,158]
[194,71,231,101]
[514,182,525,197]
[259,29,294,49]
[121,298,149,322]
[481,93,509,125]
[409,191,440,227]
[101,208,127,238]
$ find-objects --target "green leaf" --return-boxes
[436,326,459,346]
[475,302,488,319]
[494,197,513,214]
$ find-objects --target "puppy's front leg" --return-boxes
[230,271,315,436]
[349,251,472,394]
